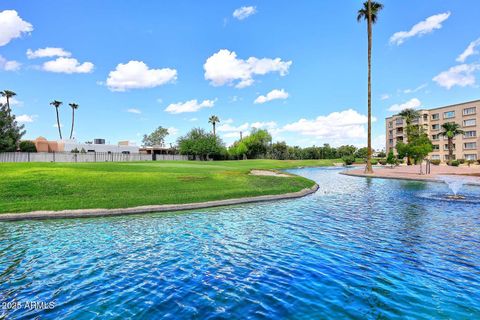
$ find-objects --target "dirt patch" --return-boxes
[250,170,292,177]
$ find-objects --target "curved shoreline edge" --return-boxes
[0,184,319,222]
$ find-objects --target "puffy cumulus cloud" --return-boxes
[16,114,37,123]
[0,10,33,47]
[0,55,21,71]
[433,64,480,89]
[107,60,177,92]
[389,12,450,45]
[251,121,278,130]
[27,47,71,59]
[167,127,179,135]
[204,49,292,88]
[0,95,22,106]
[217,122,250,133]
[42,57,94,74]
[254,89,289,104]
[281,109,374,145]
[233,6,257,20]
[457,38,480,63]
[164,99,215,114]
[127,108,141,114]
[388,98,422,112]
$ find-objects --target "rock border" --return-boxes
[0,184,319,222]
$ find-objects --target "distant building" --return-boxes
[386,99,479,162]
[33,137,139,153]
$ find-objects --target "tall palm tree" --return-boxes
[208,115,220,137]
[1,90,16,115]
[398,108,420,165]
[50,100,63,139]
[358,0,384,174]
[68,103,79,139]
[440,122,464,165]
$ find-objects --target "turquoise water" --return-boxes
[1,167,479,319]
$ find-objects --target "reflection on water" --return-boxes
[0,167,479,319]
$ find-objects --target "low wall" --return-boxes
[0,152,188,163]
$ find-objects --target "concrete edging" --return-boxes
[340,170,444,183]
[0,184,319,222]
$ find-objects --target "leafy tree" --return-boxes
[342,155,355,165]
[228,140,248,159]
[208,115,220,137]
[336,145,357,158]
[440,122,464,166]
[408,132,433,174]
[271,141,289,160]
[242,129,272,159]
[0,103,25,152]
[355,147,369,160]
[377,150,386,158]
[50,100,63,139]
[397,108,421,165]
[357,0,384,174]
[142,126,169,146]
[69,103,79,139]
[177,128,225,160]
[386,149,396,168]
[19,140,37,152]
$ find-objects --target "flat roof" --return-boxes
[385,99,480,119]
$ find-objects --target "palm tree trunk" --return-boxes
[448,138,453,165]
[6,96,11,116]
[213,123,216,137]
[365,0,373,174]
[55,107,63,139]
[69,108,75,139]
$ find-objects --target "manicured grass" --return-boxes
[0,159,338,213]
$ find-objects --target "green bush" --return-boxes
[467,160,475,166]
[430,159,441,166]
[378,159,387,165]
[19,140,36,152]
[397,159,405,164]
[458,159,465,164]
[371,159,378,165]
[342,155,355,165]
[450,160,460,167]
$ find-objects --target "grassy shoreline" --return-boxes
[0,159,338,214]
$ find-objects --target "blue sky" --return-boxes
[1,0,480,149]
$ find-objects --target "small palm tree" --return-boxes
[68,103,79,139]
[1,90,16,115]
[440,122,464,165]
[398,108,421,165]
[208,115,220,137]
[50,100,63,139]
[357,0,384,174]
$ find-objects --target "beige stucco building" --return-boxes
[386,99,480,162]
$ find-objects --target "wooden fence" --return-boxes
[0,152,188,163]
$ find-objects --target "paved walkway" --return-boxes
[343,164,480,184]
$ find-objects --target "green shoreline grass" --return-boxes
[0,159,339,214]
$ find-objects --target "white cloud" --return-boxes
[218,122,250,133]
[380,94,390,100]
[223,118,234,124]
[16,114,37,123]
[188,117,198,122]
[106,60,177,92]
[251,121,278,129]
[389,12,450,45]
[0,55,21,71]
[373,134,387,151]
[164,99,215,114]
[27,47,71,59]
[388,98,422,112]
[254,89,289,104]
[204,49,292,88]
[233,6,257,20]
[167,127,179,135]
[456,38,480,63]
[42,57,94,74]
[433,64,480,89]
[0,96,22,106]
[403,83,428,94]
[127,108,141,114]
[0,10,33,47]
[281,109,374,145]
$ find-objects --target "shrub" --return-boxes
[18,140,36,152]
[342,155,355,165]
[467,160,475,167]
[458,159,465,164]
[378,159,387,165]
[371,159,378,165]
[430,159,441,166]
[450,160,460,167]
[397,159,404,164]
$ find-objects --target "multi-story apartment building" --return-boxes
[386,99,480,162]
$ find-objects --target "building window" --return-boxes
[432,144,439,151]
[444,144,456,150]
[389,121,393,128]
[431,113,439,120]
[432,134,440,140]
[389,139,393,145]
[464,131,477,138]
[444,111,455,119]
[395,119,403,126]
[465,154,478,161]
[431,155,440,160]
[463,119,476,126]
[423,114,428,121]
[463,107,476,116]
[432,124,440,130]
[464,142,476,150]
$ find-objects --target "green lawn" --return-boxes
[0,159,338,213]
